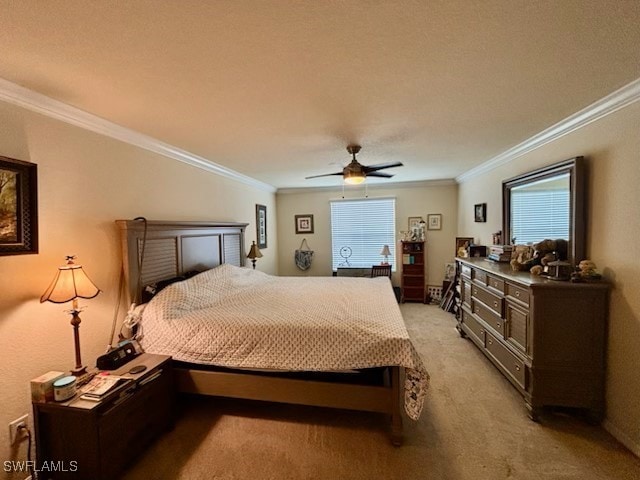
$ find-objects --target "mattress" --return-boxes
[134,264,430,419]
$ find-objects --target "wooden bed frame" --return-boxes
[116,219,404,445]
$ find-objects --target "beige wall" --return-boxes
[0,100,277,478]
[276,182,458,287]
[457,101,640,455]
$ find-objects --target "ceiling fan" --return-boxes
[305,145,403,185]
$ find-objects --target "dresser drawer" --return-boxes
[506,283,529,306]
[472,300,505,337]
[460,264,472,279]
[486,332,526,389]
[471,284,503,316]
[461,308,485,346]
[505,301,529,354]
[461,278,472,307]
[472,269,487,284]
[487,275,505,293]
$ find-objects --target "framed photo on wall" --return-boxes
[427,214,442,230]
[256,204,267,249]
[0,156,38,256]
[474,203,487,223]
[295,214,314,234]
[408,216,423,230]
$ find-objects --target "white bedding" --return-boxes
[136,264,429,419]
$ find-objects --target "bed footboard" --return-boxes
[175,366,404,445]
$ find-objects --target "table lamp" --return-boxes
[247,241,263,269]
[40,255,101,375]
[380,245,391,265]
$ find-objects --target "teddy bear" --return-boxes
[510,238,569,273]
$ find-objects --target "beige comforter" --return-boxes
[136,264,429,419]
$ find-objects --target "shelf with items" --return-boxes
[400,241,426,303]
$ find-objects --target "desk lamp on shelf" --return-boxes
[40,255,101,376]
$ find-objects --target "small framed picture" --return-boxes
[455,237,474,258]
[295,214,314,234]
[256,204,267,249]
[408,216,423,230]
[474,203,487,223]
[427,214,442,230]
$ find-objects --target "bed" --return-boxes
[116,219,429,444]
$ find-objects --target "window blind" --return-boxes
[511,189,570,244]
[330,197,396,271]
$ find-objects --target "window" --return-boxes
[330,197,396,271]
[511,174,570,244]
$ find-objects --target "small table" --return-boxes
[33,354,174,479]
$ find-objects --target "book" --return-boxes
[79,375,127,399]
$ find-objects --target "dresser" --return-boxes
[400,241,426,303]
[456,257,608,422]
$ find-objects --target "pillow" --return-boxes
[141,270,204,303]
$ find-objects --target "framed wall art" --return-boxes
[474,203,487,223]
[408,216,423,230]
[256,204,267,249]
[0,156,38,256]
[295,214,314,234]
[427,214,442,230]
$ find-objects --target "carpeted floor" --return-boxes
[122,304,640,480]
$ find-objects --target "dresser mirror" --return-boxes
[502,157,585,265]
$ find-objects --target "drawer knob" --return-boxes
[515,364,521,371]
[515,291,520,297]
[496,322,501,328]
[493,301,498,308]
[488,339,493,345]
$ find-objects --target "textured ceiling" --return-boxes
[1,1,639,188]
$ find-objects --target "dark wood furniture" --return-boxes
[371,264,392,278]
[116,220,405,445]
[400,241,426,303]
[33,354,173,479]
[456,257,608,422]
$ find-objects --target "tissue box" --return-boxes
[31,371,66,403]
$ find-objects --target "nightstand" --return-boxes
[33,354,174,480]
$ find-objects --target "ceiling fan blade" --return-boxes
[362,161,404,174]
[305,172,344,179]
[367,172,395,178]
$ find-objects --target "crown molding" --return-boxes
[277,178,456,195]
[0,77,276,193]
[456,77,640,183]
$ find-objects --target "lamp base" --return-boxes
[71,365,87,376]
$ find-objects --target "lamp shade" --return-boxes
[380,245,391,257]
[247,241,263,260]
[40,257,101,304]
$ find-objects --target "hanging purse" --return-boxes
[294,238,314,271]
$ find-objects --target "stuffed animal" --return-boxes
[510,239,569,273]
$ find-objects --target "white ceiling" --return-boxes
[1,1,639,189]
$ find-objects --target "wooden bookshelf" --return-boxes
[400,241,426,303]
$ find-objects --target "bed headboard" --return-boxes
[116,220,248,303]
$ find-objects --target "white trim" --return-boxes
[603,419,640,458]
[0,77,276,193]
[277,178,456,195]
[456,77,640,183]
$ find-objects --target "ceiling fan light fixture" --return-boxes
[344,173,366,185]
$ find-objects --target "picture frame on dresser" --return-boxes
[455,237,473,258]
[0,156,38,256]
